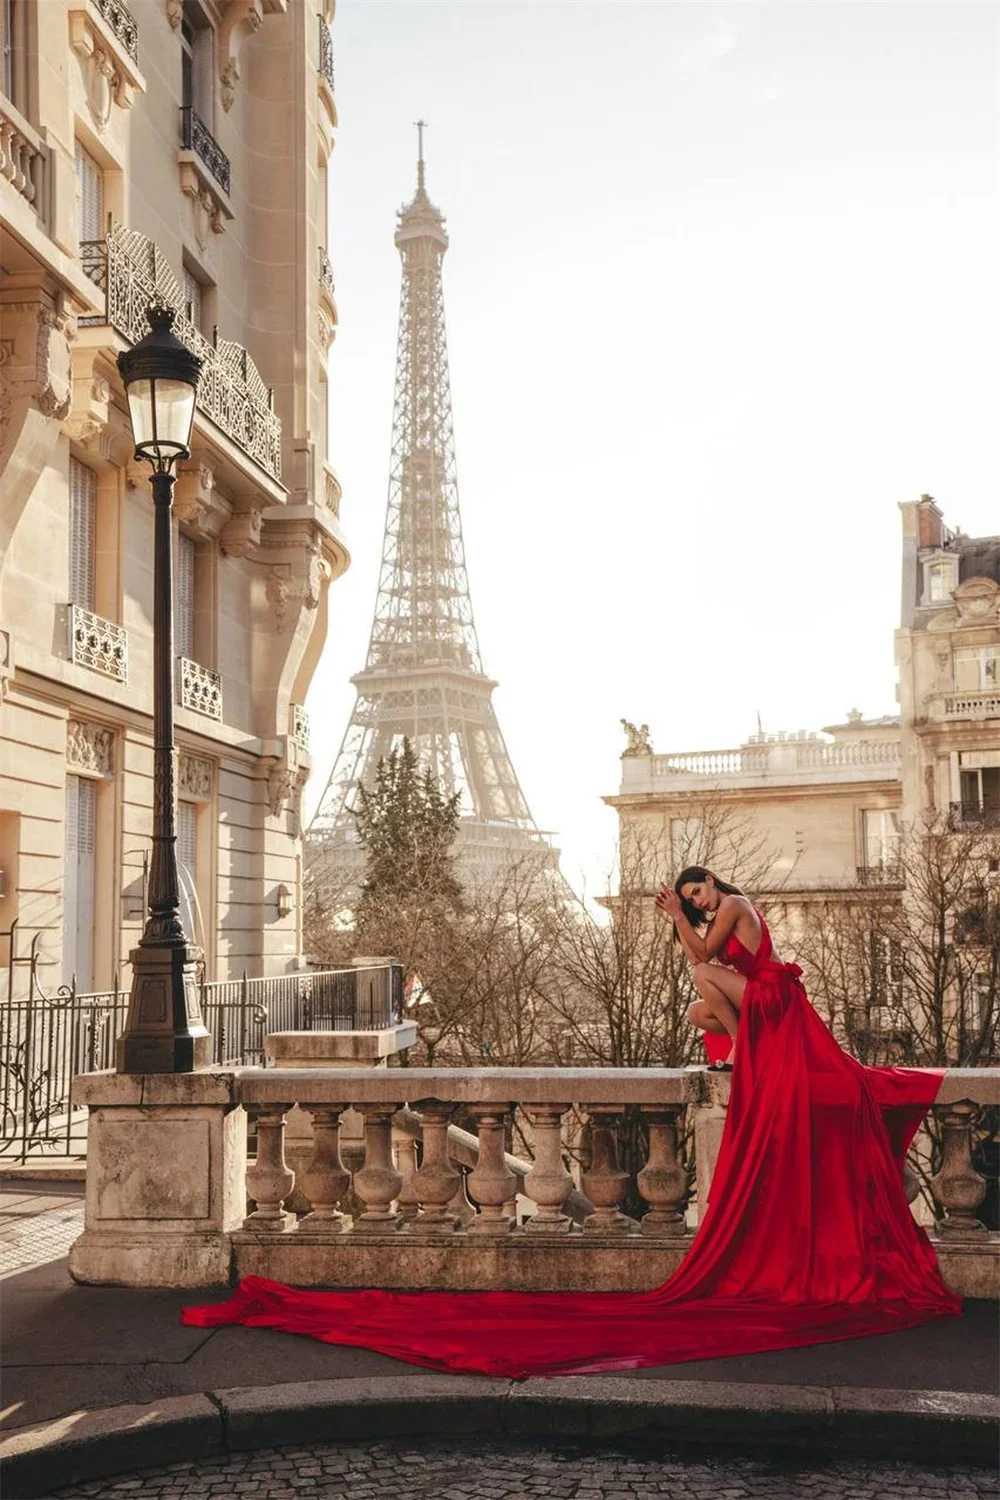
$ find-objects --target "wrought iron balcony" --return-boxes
[949,801,1000,833]
[68,605,128,683]
[79,227,282,481]
[180,105,231,196]
[855,862,904,887]
[318,245,335,300]
[318,16,335,94]
[90,0,138,60]
[178,656,222,720]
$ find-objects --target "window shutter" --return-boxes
[68,458,96,610]
[176,532,195,660]
[181,267,202,329]
[64,775,96,991]
[74,141,104,243]
[177,799,197,878]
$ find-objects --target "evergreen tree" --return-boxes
[353,739,463,910]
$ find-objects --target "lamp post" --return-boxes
[115,303,210,1073]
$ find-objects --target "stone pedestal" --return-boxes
[67,1071,245,1287]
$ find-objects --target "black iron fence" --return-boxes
[0,922,404,1162]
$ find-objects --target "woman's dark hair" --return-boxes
[673,865,745,928]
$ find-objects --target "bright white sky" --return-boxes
[306,0,1000,898]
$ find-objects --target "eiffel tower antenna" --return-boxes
[307,141,560,893]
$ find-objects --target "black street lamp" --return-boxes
[116,303,210,1073]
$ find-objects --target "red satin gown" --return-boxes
[182,911,961,1377]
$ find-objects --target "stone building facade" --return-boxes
[896,495,1000,832]
[0,0,347,994]
[607,496,1000,948]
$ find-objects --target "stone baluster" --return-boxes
[903,1158,921,1206]
[408,1101,461,1233]
[581,1109,635,1234]
[930,1100,988,1237]
[244,1105,295,1231]
[298,1107,351,1231]
[636,1108,689,1237]
[351,1103,404,1232]
[467,1104,517,1236]
[449,1171,477,1226]
[523,1104,573,1234]
[393,1126,421,1222]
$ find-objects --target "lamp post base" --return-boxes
[116,941,211,1074]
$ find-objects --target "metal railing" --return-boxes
[949,802,1000,833]
[318,15,335,94]
[0,921,404,1161]
[90,0,139,60]
[179,105,231,195]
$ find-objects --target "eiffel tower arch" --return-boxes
[307,135,560,896]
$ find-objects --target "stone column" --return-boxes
[298,1107,350,1230]
[351,1103,403,1232]
[581,1109,634,1234]
[408,1101,461,1233]
[637,1108,689,1237]
[523,1104,573,1235]
[930,1100,988,1237]
[393,1126,421,1222]
[245,1106,295,1231]
[466,1104,517,1236]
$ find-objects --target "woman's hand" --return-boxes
[655,885,683,920]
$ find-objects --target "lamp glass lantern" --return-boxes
[117,303,202,468]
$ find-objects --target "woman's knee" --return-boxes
[686,1001,705,1027]
[692,962,715,989]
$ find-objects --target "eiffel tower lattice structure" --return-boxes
[306,133,559,895]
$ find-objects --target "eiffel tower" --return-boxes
[307,129,559,893]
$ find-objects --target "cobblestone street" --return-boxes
[53,1438,999,1499]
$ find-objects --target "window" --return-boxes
[175,531,195,660]
[955,646,998,694]
[176,799,205,949]
[181,266,203,329]
[927,563,952,602]
[861,809,900,871]
[181,4,214,123]
[2,0,25,110]
[960,767,1000,819]
[64,775,96,990]
[68,458,96,611]
[75,141,104,245]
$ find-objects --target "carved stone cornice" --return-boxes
[178,158,234,250]
[220,506,263,558]
[67,718,116,777]
[263,532,327,629]
[173,457,231,537]
[262,733,303,818]
[69,0,146,125]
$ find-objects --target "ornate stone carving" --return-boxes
[953,576,1000,625]
[265,539,326,628]
[67,719,115,777]
[220,507,263,558]
[0,627,11,702]
[620,718,653,756]
[0,294,74,445]
[178,752,213,801]
[68,4,144,118]
[265,735,301,817]
[172,460,227,535]
[63,348,112,447]
[165,0,182,26]
[218,0,263,112]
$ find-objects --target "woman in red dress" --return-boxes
[183,868,961,1377]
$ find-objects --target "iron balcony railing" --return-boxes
[180,105,231,196]
[949,802,1000,833]
[91,0,138,61]
[318,15,335,94]
[79,227,282,482]
[0,920,405,1161]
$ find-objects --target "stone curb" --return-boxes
[1,1377,996,1498]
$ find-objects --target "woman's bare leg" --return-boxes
[692,963,746,1062]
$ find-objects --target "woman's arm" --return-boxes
[655,889,746,964]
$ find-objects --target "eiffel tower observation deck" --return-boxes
[307,130,560,895]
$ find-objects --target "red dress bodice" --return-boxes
[722,908,773,978]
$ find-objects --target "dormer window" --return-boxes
[921,553,958,606]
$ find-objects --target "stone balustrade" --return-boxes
[1,98,47,219]
[68,1065,1000,1296]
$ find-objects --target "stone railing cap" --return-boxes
[238,1066,702,1107]
[72,1069,242,1108]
